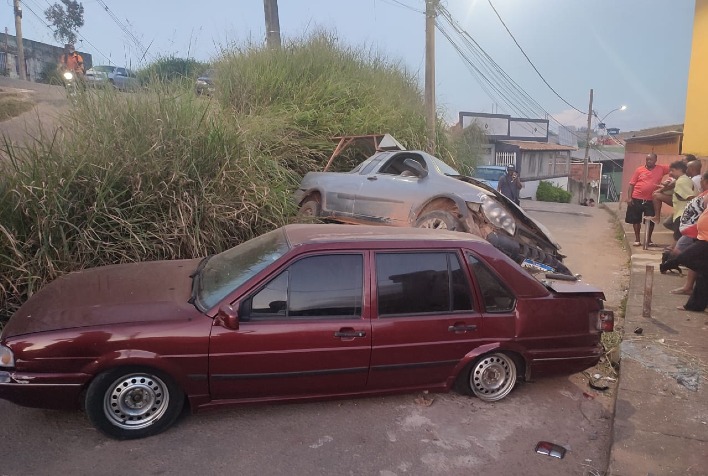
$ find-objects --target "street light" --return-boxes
[596,105,628,125]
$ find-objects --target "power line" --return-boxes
[378,0,424,14]
[94,0,150,60]
[486,0,585,114]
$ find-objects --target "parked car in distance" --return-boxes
[85,65,140,91]
[195,70,215,95]
[0,224,612,439]
[471,165,508,191]
[295,149,570,274]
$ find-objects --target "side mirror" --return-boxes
[216,304,239,330]
[403,158,428,178]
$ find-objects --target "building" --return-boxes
[458,112,575,200]
[1,33,92,82]
[683,0,708,156]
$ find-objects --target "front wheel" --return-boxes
[85,367,184,439]
[467,353,518,402]
[414,210,463,231]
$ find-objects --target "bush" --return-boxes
[536,180,572,203]
[137,55,209,85]
[0,32,454,324]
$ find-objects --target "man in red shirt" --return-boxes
[625,153,670,246]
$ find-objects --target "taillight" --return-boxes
[599,310,614,332]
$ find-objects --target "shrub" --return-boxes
[137,55,209,84]
[0,32,453,324]
[536,180,572,203]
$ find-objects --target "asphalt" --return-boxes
[604,202,708,476]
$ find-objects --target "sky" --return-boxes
[12,0,696,133]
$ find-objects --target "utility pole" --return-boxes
[582,88,593,203]
[263,0,281,48]
[13,0,27,80]
[425,0,438,154]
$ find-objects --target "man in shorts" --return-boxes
[625,153,670,246]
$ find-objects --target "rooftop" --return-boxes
[497,140,577,151]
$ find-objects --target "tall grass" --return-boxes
[1,32,460,324]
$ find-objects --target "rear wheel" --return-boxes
[467,353,518,402]
[414,210,463,231]
[298,198,321,218]
[85,367,184,439]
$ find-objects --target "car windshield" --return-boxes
[197,228,290,310]
[92,66,115,73]
[429,156,461,176]
[473,168,505,181]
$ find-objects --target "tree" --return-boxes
[44,0,85,45]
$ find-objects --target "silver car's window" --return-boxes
[198,229,290,309]
[359,158,382,175]
[379,154,425,176]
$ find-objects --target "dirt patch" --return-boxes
[0,88,35,122]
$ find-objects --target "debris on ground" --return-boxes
[534,441,567,459]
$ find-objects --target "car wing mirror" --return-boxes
[216,304,239,330]
[403,158,428,178]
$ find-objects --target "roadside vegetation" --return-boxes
[535,180,572,203]
[0,32,480,324]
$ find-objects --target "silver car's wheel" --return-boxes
[468,353,517,402]
[86,367,184,439]
[414,210,462,231]
[299,199,321,218]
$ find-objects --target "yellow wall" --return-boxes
[683,0,708,156]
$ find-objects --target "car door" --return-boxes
[353,153,429,225]
[367,250,485,390]
[208,252,372,400]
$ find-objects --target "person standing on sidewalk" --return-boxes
[667,160,696,245]
[497,164,523,206]
[662,206,708,312]
[625,153,670,246]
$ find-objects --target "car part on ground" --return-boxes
[295,149,570,274]
[0,224,611,439]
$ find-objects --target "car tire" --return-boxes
[298,198,321,218]
[467,352,518,402]
[414,210,463,231]
[85,367,184,440]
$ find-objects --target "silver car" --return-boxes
[85,65,139,91]
[295,150,570,274]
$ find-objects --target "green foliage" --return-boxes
[38,61,63,85]
[138,56,209,84]
[448,124,486,175]
[536,180,572,203]
[44,0,84,45]
[0,32,453,323]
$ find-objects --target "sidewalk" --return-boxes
[604,203,707,475]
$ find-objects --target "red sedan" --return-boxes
[0,224,613,439]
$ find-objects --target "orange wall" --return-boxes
[624,136,682,155]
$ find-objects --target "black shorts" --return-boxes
[625,199,655,224]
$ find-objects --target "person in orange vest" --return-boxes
[58,43,85,77]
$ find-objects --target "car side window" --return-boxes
[359,158,382,175]
[466,254,516,312]
[117,68,126,76]
[378,155,426,176]
[376,252,474,316]
[246,254,363,320]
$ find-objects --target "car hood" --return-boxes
[2,258,204,338]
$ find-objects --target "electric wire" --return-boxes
[486,0,586,114]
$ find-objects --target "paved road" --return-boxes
[0,202,627,474]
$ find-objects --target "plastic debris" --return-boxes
[535,441,567,459]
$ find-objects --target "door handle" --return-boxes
[448,324,477,333]
[367,176,377,181]
[334,330,367,338]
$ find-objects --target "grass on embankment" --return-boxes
[0,32,454,324]
[0,90,34,122]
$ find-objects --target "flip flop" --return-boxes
[633,241,641,246]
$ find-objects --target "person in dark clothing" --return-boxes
[661,208,708,312]
[497,164,523,205]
